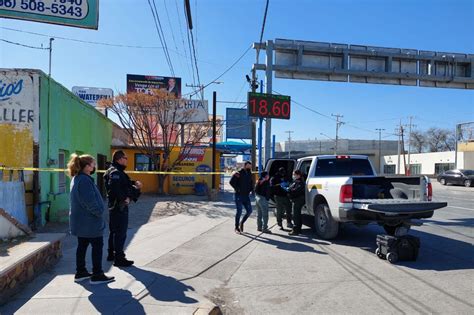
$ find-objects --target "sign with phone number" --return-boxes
[0,0,98,30]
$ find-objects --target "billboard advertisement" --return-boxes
[126,74,182,98]
[226,108,252,140]
[0,0,99,30]
[72,86,113,107]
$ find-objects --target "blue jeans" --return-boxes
[235,194,252,228]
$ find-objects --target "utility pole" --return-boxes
[376,128,386,174]
[406,116,416,175]
[212,91,217,189]
[332,114,344,155]
[285,130,294,158]
[401,125,407,175]
[396,122,401,175]
[48,38,54,77]
[250,67,258,172]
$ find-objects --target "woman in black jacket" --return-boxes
[288,170,305,236]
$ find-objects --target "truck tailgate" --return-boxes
[353,199,447,214]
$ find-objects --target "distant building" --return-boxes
[276,139,399,173]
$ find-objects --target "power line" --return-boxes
[256,0,270,63]
[147,0,175,76]
[0,26,164,49]
[185,45,252,97]
[0,38,48,50]
[174,0,194,85]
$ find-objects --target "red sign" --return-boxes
[248,92,291,120]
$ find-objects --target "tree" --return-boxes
[410,130,426,153]
[101,90,214,194]
[425,127,455,152]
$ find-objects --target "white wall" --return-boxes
[382,151,472,175]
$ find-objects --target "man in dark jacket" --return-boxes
[229,161,254,234]
[104,150,142,267]
[255,171,271,233]
[288,170,306,235]
[270,167,293,230]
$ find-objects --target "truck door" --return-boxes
[265,158,296,178]
[295,158,313,215]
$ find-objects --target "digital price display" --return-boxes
[247,92,291,120]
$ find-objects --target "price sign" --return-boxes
[247,92,291,120]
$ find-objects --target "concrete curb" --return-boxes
[193,304,222,315]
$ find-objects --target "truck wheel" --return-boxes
[387,252,398,264]
[464,180,472,187]
[440,178,446,185]
[314,204,339,239]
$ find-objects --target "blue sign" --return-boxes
[226,108,252,140]
[0,79,23,101]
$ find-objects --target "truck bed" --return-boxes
[353,199,448,214]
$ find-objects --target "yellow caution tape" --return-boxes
[0,166,226,175]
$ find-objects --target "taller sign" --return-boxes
[0,0,99,30]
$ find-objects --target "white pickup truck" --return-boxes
[266,155,447,239]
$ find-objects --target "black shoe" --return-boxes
[234,227,241,234]
[257,227,263,232]
[239,222,244,233]
[288,229,300,236]
[107,253,115,262]
[74,271,92,282]
[262,228,272,234]
[90,273,115,285]
[114,258,134,267]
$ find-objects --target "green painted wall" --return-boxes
[38,73,113,223]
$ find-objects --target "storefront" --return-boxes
[0,69,113,225]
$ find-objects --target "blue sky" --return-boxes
[1,0,473,143]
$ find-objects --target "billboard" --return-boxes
[272,38,474,90]
[72,86,113,107]
[226,108,252,140]
[126,74,182,98]
[0,0,99,30]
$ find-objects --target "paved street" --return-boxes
[1,181,473,314]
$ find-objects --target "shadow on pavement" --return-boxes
[241,232,328,255]
[78,281,146,315]
[121,266,198,304]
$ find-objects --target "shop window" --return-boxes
[384,165,396,174]
[434,163,455,175]
[135,154,158,171]
[409,164,422,175]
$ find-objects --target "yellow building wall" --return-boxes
[169,147,221,195]
[458,142,474,152]
[111,148,168,194]
[110,147,221,195]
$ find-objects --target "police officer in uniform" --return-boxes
[104,150,142,267]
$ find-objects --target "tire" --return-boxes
[314,203,339,239]
[464,180,472,187]
[387,252,398,264]
[440,178,446,185]
[375,248,384,259]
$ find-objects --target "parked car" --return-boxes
[266,155,447,239]
[437,169,474,187]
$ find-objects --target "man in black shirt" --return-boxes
[229,161,254,234]
[104,150,142,267]
[270,167,293,230]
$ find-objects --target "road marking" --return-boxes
[446,205,474,211]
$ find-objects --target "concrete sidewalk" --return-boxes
[0,206,233,314]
